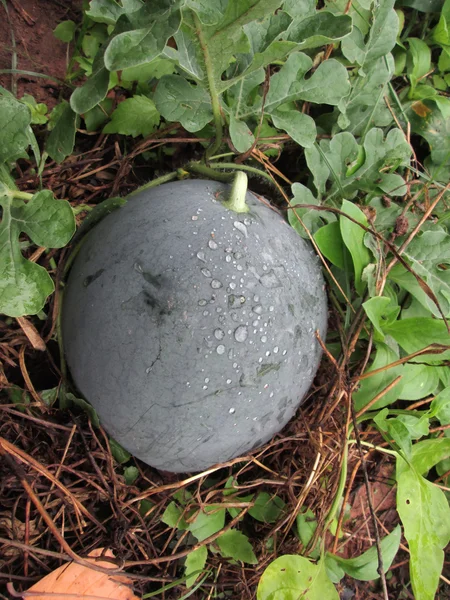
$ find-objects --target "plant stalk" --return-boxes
[193,13,223,159]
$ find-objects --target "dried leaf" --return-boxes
[26,549,139,600]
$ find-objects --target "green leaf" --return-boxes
[261,52,351,114]
[20,94,48,125]
[257,555,339,600]
[286,11,352,51]
[400,438,450,477]
[40,388,58,407]
[433,0,450,46]
[154,75,213,132]
[407,97,450,165]
[103,96,160,137]
[296,508,317,548]
[314,222,346,269]
[337,56,395,134]
[53,20,76,43]
[397,466,450,600]
[395,414,430,440]
[431,387,450,427]
[86,0,143,25]
[70,52,110,115]
[169,26,205,80]
[139,499,155,518]
[390,227,450,319]
[188,505,226,541]
[384,318,450,364]
[289,183,335,239]
[342,0,398,72]
[0,92,32,163]
[0,190,75,317]
[407,38,432,95]
[124,465,139,485]
[340,200,371,295]
[396,0,444,12]
[161,501,189,529]
[84,99,114,132]
[196,0,285,87]
[63,391,100,427]
[353,342,404,412]
[270,108,316,148]
[398,364,440,400]
[282,0,316,18]
[46,101,80,164]
[185,546,208,588]
[216,529,257,564]
[229,114,255,153]
[104,6,182,70]
[306,128,411,201]
[248,492,285,523]
[363,296,400,339]
[120,58,175,82]
[375,411,413,457]
[109,437,131,463]
[326,525,401,581]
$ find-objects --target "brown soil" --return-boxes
[0,0,81,109]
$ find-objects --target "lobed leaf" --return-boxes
[0,190,75,317]
[103,95,160,137]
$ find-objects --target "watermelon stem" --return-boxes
[222,171,249,213]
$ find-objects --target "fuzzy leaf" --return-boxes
[289,182,335,238]
[103,96,160,137]
[70,52,110,114]
[305,128,411,200]
[0,92,32,163]
[229,114,255,152]
[270,108,316,147]
[342,0,398,72]
[407,97,450,172]
[337,55,395,134]
[46,101,80,163]
[0,190,75,317]
[86,0,143,25]
[154,75,213,132]
[285,11,352,50]
[104,6,182,70]
[262,52,350,113]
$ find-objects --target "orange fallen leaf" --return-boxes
[24,549,139,599]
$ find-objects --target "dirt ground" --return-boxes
[0,0,81,109]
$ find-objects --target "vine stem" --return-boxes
[8,190,33,200]
[193,13,223,159]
